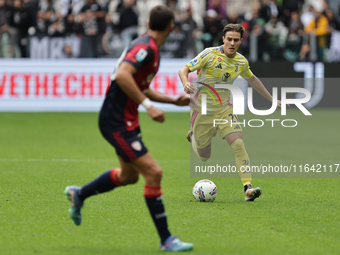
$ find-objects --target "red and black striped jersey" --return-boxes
[101,34,159,131]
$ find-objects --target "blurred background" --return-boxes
[1,0,340,62]
[1,0,339,112]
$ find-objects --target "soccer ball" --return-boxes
[192,179,217,202]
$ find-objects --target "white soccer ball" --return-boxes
[192,179,217,202]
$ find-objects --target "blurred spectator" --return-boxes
[304,8,329,61]
[260,0,281,22]
[118,0,138,48]
[0,0,18,57]
[102,0,124,57]
[251,18,267,61]
[59,0,84,34]
[176,0,205,29]
[0,0,8,30]
[264,15,288,60]
[321,0,330,17]
[226,0,253,19]
[1,0,340,61]
[284,11,303,61]
[288,11,304,35]
[326,8,340,32]
[281,0,304,25]
[228,12,242,24]
[238,21,250,58]
[166,0,176,11]
[207,0,228,46]
[78,0,106,58]
[166,0,175,10]
[166,0,181,22]
[300,5,315,27]
[202,9,223,48]
[96,0,109,11]
[36,0,51,35]
[248,8,261,30]
[325,8,340,62]
[63,43,74,57]
[8,0,32,57]
[282,0,304,13]
[160,21,186,58]
[37,0,65,36]
[106,0,123,31]
[59,0,84,18]
[207,0,227,21]
[179,7,199,57]
[326,8,340,62]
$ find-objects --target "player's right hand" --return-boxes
[184,82,195,94]
[147,106,165,123]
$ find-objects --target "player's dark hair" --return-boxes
[223,24,245,38]
[149,5,174,31]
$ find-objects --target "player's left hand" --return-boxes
[175,95,190,106]
[184,82,195,94]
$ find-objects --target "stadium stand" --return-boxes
[0,0,339,61]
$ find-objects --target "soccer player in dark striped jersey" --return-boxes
[64,5,193,252]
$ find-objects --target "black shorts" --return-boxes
[99,125,148,163]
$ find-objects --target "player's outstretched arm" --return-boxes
[115,62,165,122]
[145,89,190,106]
[246,74,288,108]
[116,62,149,104]
[179,65,194,94]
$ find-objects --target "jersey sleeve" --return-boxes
[123,44,154,71]
[240,58,253,79]
[186,48,212,72]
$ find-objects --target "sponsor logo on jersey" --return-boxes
[235,65,239,72]
[131,141,142,151]
[135,48,148,62]
[223,72,231,82]
[215,63,222,69]
[189,58,199,66]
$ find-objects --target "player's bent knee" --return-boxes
[119,173,139,185]
[126,173,139,184]
[131,174,139,184]
[144,166,163,183]
[152,167,163,181]
[197,148,211,159]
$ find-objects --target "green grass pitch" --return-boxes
[0,109,339,255]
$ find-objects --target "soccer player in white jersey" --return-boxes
[179,23,283,201]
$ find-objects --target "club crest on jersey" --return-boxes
[136,49,148,62]
[235,65,239,72]
[223,72,231,82]
[217,57,222,62]
[131,141,142,151]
